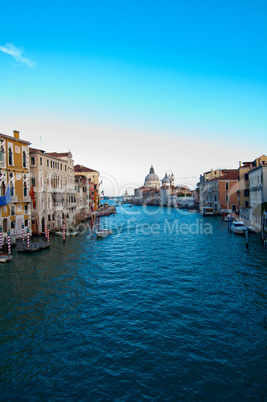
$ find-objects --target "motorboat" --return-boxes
[0,253,12,263]
[231,221,247,235]
[224,214,233,222]
[95,229,113,238]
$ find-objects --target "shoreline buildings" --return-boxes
[0,130,100,238]
[132,165,195,208]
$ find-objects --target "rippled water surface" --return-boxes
[1,205,267,400]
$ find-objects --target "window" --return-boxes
[0,146,4,162]
[25,205,28,214]
[11,221,15,229]
[11,205,15,215]
[51,161,53,168]
[225,182,229,191]
[52,214,55,221]
[214,195,217,202]
[244,189,249,197]
[31,177,36,187]
[1,182,5,196]
[23,151,27,167]
[40,157,42,166]
[60,164,62,170]
[47,160,49,167]
[225,194,228,202]
[245,201,249,207]
[48,215,51,221]
[31,156,35,165]
[65,165,67,171]
[244,173,249,181]
[10,184,14,197]
[24,183,27,196]
[9,148,13,165]
[25,219,28,227]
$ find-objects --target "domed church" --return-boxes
[144,165,161,189]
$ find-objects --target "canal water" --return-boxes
[1,204,267,400]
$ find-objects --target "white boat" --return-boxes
[0,253,13,263]
[231,221,247,235]
[55,231,79,236]
[224,214,233,222]
[96,229,113,238]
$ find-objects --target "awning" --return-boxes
[52,193,64,202]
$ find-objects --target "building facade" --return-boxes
[0,130,31,239]
[74,165,100,210]
[29,149,76,234]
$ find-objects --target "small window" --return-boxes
[65,165,67,171]
[60,164,62,170]
[9,148,13,165]
[0,146,4,162]
[31,156,35,165]
[25,219,28,227]
[24,183,27,196]
[225,194,228,202]
[51,161,53,168]
[244,189,249,197]
[225,182,229,191]
[25,205,28,214]
[10,184,14,196]
[11,221,16,229]
[31,177,36,187]
[40,157,42,166]
[47,160,49,167]
[23,151,27,167]
[52,214,55,221]
[48,215,51,221]
[244,173,249,181]
[245,201,249,207]
[11,205,15,215]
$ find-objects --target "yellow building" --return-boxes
[0,130,31,239]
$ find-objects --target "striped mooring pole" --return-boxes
[27,228,30,250]
[22,224,25,243]
[7,231,11,255]
[45,223,47,239]
[0,226,2,249]
[63,224,66,244]
[47,225,50,243]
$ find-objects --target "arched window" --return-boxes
[24,183,27,196]
[8,148,13,165]
[23,151,26,168]
[0,146,4,162]
[1,182,5,196]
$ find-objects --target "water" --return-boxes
[1,205,267,400]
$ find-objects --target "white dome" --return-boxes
[162,173,171,185]
[144,165,160,188]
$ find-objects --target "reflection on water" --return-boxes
[1,204,267,400]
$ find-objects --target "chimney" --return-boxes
[13,130,20,139]
[239,161,241,168]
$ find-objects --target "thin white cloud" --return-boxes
[0,42,36,68]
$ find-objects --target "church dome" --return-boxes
[162,173,171,185]
[144,165,160,188]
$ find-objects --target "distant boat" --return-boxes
[96,229,113,238]
[231,221,247,235]
[202,207,214,216]
[0,253,12,263]
[55,231,79,236]
[17,241,50,253]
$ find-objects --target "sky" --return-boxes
[0,0,266,195]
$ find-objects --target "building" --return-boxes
[0,130,31,239]
[249,163,267,229]
[74,165,100,210]
[199,169,239,214]
[75,174,91,223]
[29,149,76,234]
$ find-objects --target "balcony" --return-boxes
[24,196,31,203]
[10,196,18,202]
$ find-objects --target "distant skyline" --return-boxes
[0,0,266,195]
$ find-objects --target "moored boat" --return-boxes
[55,231,79,236]
[96,229,113,238]
[231,221,247,235]
[0,253,12,263]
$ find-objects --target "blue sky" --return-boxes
[0,0,266,194]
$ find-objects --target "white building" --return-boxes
[249,164,267,229]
